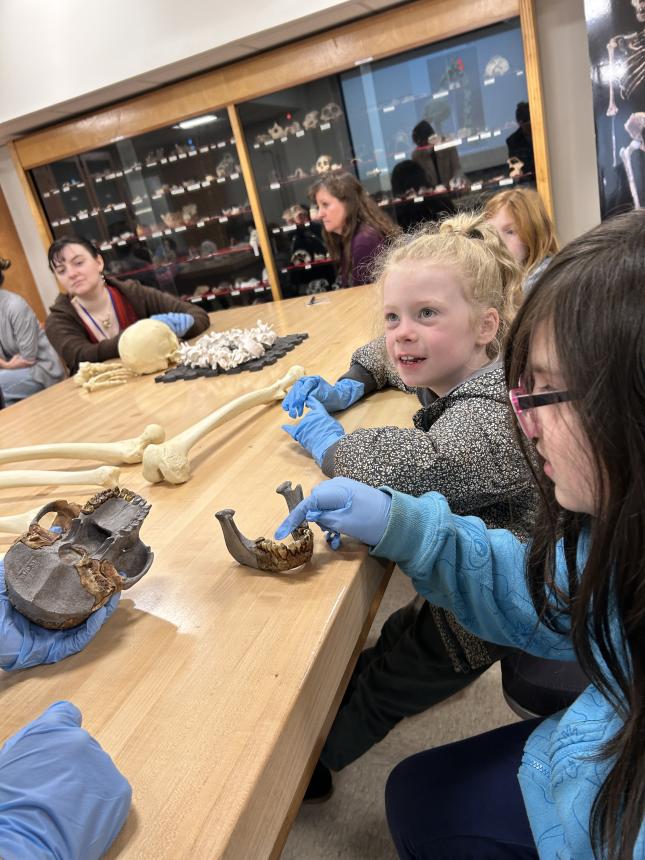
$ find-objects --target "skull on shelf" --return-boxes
[291,249,312,265]
[320,102,343,122]
[216,152,236,177]
[285,121,302,135]
[255,133,272,145]
[291,167,308,180]
[315,154,333,174]
[268,122,285,140]
[507,157,524,178]
[303,111,319,130]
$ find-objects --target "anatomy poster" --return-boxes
[585,0,645,216]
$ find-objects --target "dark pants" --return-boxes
[321,598,512,771]
[386,719,541,859]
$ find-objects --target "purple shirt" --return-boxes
[344,225,386,287]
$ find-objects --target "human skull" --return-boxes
[4,489,152,629]
[315,154,332,174]
[118,319,180,374]
[216,152,235,177]
[303,111,319,130]
[285,121,302,135]
[507,157,524,178]
[268,122,285,140]
[291,249,312,265]
[320,102,342,122]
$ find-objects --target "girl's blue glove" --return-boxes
[150,312,193,337]
[282,376,364,418]
[274,476,392,548]
[0,561,120,672]
[0,701,132,860]
[282,399,346,466]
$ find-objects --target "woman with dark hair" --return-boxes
[309,173,399,287]
[44,236,209,373]
[0,256,64,405]
[275,209,645,858]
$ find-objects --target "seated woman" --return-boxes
[0,256,64,405]
[484,187,559,292]
[309,173,399,288]
[44,236,210,373]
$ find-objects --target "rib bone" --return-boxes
[142,365,305,484]
[0,424,165,466]
[0,466,121,490]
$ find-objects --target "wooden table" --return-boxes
[0,286,411,859]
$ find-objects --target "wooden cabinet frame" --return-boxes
[12,0,550,302]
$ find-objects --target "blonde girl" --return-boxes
[280,213,536,790]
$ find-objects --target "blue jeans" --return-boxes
[386,719,541,859]
[0,367,45,406]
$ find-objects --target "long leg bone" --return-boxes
[0,466,121,490]
[142,365,305,484]
[0,507,43,535]
[0,424,165,467]
[215,481,313,572]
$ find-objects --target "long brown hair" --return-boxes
[308,172,399,281]
[485,188,559,274]
[505,209,645,860]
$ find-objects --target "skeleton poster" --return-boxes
[584,0,645,216]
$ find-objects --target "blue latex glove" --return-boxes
[282,398,346,466]
[274,476,392,548]
[282,375,365,418]
[0,561,120,672]
[0,701,132,860]
[150,312,193,337]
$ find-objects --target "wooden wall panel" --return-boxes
[0,181,46,320]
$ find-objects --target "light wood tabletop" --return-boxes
[0,286,413,859]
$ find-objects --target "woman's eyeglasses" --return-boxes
[509,383,574,439]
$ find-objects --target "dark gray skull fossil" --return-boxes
[4,488,153,629]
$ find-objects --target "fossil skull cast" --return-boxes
[315,154,333,174]
[4,488,153,629]
[215,481,313,572]
[119,319,180,374]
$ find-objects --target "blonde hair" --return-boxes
[374,212,523,359]
[484,188,559,274]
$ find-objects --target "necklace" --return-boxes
[75,286,119,339]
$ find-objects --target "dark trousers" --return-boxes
[321,598,512,771]
[386,719,541,859]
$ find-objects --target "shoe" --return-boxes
[303,762,333,803]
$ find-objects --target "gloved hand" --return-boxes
[149,312,194,337]
[282,375,365,418]
[274,476,392,548]
[0,561,120,672]
[282,399,346,466]
[0,701,132,860]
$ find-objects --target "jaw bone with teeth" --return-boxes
[215,481,313,572]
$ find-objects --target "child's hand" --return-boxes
[282,376,364,417]
[282,399,345,466]
[274,476,392,548]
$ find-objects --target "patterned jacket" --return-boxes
[321,336,538,671]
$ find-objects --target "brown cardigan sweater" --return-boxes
[45,276,210,373]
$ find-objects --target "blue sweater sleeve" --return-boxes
[371,489,575,659]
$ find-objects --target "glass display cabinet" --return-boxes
[238,18,534,295]
[16,0,549,310]
[30,114,271,310]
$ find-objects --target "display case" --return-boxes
[30,114,271,310]
[238,18,535,297]
[13,0,550,308]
